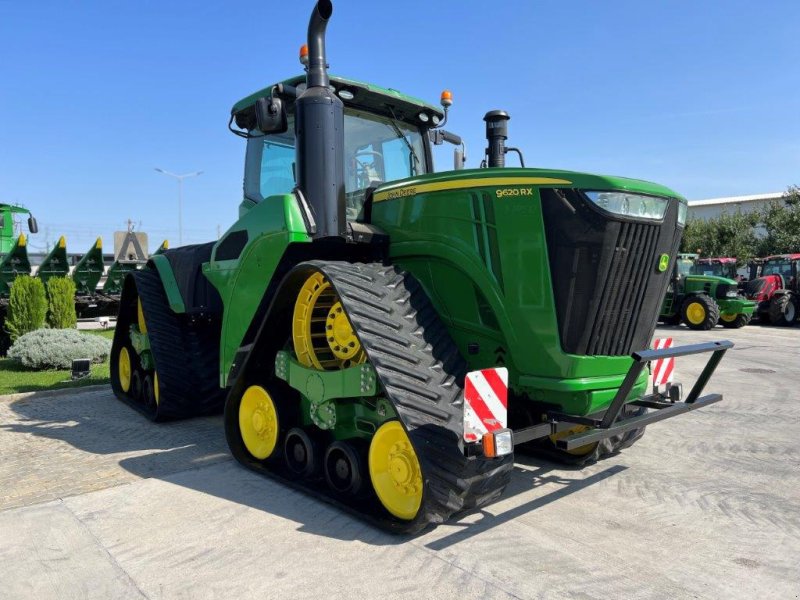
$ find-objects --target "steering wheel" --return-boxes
[353,150,384,188]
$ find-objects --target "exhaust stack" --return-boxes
[295,0,346,239]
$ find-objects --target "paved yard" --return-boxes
[1,324,798,599]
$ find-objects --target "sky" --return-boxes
[1,0,798,253]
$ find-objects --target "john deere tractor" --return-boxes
[110,1,731,532]
[659,254,754,329]
[0,203,39,296]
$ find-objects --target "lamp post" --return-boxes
[154,168,203,246]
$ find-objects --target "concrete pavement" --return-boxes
[1,324,798,599]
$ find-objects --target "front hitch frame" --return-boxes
[509,340,733,452]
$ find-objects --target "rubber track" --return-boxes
[112,267,226,420]
[307,261,513,530]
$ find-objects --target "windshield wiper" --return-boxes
[387,106,420,175]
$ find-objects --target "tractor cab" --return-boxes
[231,76,455,223]
[693,257,738,281]
[760,255,800,290]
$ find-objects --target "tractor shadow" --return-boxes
[3,388,627,547]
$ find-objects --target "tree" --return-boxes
[681,210,759,265]
[46,276,77,329]
[5,276,47,342]
[757,185,800,256]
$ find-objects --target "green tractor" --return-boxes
[659,253,754,329]
[0,203,39,296]
[110,1,731,532]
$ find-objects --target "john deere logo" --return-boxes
[658,254,670,272]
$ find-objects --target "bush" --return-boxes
[46,276,77,329]
[6,276,47,342]
[8,329,112,370]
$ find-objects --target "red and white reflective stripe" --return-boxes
[651,337,675,385]
[463,367,508,442]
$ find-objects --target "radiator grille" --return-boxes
[541,189,680,356]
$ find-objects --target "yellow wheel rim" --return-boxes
[719,312,737,323]
[292,272,365,370]
[153,372,160,406]
[119,347,132,393]
[137,298,147,333]
[369,421,423,520]
[549,425,597,456]
[239,385,279,460]
[685,302,706,325]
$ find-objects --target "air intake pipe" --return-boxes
[484,110,510,168]
[483,110,525,168]
[295,0,346,239]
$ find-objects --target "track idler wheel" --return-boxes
[284,428,322,479]
[368,421,423,521]
[324,440,366,497]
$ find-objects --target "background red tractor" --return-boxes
[742,254,799,325]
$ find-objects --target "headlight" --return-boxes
[585,191,669,220]
[726,290,739,298]
[677,201,688,226]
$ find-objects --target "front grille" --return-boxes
[715,283,736,299]
[742,278,764,299]
[541,189,682,356]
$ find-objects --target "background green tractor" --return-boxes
[660,253,754,329]
[0,203,38,296]
[110,0,730,532]
[0,204,39,349]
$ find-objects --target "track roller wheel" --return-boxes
[238,385,281,460]
[118,347,133,393]
[368,421,423,521]
[143,374,157,413]
[131,369,144,403]
[284,428,322,478]
[153,372,160,406]
[324,440,366,496]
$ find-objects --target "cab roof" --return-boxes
[231,74,444,125]
[765,253,800,261]
[697,257,736,264]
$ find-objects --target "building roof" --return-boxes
[688,192,783,207]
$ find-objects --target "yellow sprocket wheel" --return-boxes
[153,372,160,406]
[685,302,706,325]
[292,272,366,370]
[118,347,132,393]
[369,421,423,520]
[719,312,737,323]
[239,385,280,460]
[137,298,147,333]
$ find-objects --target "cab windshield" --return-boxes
[691,262,736,279]
[244,109,427,220]
[762,260,793,279]
[676,259,694,278]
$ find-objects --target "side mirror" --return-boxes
[27,216,39,234]
[255,96,288,134]
[454,148,464,170]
